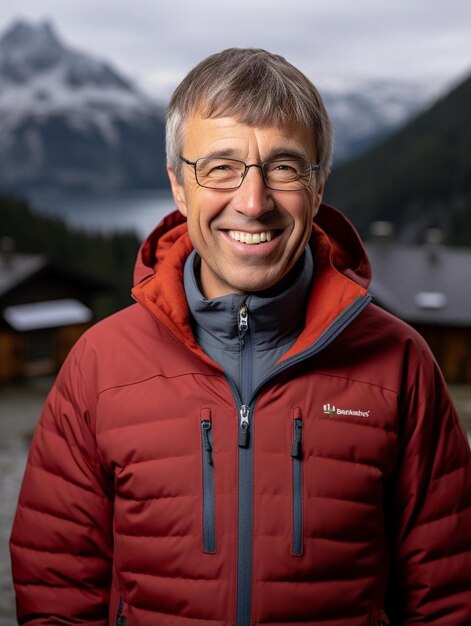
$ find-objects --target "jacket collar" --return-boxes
[183,248,314,353]
[131,205,370,365]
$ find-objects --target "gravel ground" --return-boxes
[0,378,470,624]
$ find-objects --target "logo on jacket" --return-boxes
[323,403,370,418]
[323,403,337,417]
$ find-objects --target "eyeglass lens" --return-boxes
[196,158,312,190]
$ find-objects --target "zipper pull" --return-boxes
[238,303,248,348]
[201,419,213,465]
[238,404,250,448]
[291,418,303,458]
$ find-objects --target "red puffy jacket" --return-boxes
[10,205,471,625]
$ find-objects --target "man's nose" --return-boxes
[232,165,274,218]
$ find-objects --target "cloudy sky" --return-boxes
[0,0,470,101]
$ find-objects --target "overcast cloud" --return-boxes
[0,0,470,101]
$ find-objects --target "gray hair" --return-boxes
[166,48,333,183]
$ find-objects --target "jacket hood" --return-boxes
[132,202,371,367]
[133,203,371,289]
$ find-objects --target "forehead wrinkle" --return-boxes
[201,148,241,159]
[201,146,312,163]
[184,113,317,162]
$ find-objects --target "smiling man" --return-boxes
[170,113,322,298]
[10,49,471,626]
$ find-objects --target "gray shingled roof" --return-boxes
[366,241,471,326]
[0,254,47,298]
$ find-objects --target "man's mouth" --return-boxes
[227,230,277,245]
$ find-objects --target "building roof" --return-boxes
[0,251,109,302]
[366,241,471,326]
[4,299,92,331]
[0,253,47,297]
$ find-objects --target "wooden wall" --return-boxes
[0,323,89,381]
[415,325,471,384]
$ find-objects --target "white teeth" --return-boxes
[228,230,275,245]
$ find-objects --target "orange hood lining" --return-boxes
[132,207,369,364]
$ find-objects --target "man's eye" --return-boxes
[268,161,298,173]
[274,163,296,171]
[267,162,301,178]
[205,162,238,177]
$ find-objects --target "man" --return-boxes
[10,48,471,625]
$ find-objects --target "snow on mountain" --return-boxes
[0,19,440,194]
[0,20,161,145]
[322,79,440,162]
[0,19,167,194]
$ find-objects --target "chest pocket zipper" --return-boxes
[377,610,390,626]
[370,607,390,626]
[290,407,303,556]
[116,597,127,625]
[201,408,216,554]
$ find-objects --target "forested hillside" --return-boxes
[325,72,471,246]
[1,194,141,317]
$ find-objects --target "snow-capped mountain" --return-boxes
[322,79,440,162]
[0,20,167,194]
[0,19,439,195]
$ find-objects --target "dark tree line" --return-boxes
[325,72,471,246]
[1,194,141,319]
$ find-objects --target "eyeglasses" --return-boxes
[179,155,320,191]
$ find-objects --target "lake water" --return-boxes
[32,189,176,241]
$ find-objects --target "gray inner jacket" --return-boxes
[183,247,314,397]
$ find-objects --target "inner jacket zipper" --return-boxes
[231,294,372,626]
[235,302,253,626]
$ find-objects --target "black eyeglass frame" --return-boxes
[179,155,320,191]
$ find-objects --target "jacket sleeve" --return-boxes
[10,339,114,625]
[389,336,471,625]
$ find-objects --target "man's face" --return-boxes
[168,112,325,299]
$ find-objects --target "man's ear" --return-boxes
[315,179,326,205]
[312,172,328,216]
[167,166,188,217]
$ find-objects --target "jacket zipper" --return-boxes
[200,408,216,553]
[116,597,127,626]
[290,409,303,556]
[235,301,254,626]
[232,294,372,626]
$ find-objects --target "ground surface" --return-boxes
[1,378,470,624]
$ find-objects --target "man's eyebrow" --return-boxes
[267,148,312,162]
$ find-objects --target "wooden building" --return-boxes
[0,249,103,380]
[366,230,471,384]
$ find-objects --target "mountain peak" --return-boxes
[0,19,64,81]
[0,18,137,92]
[0,18,165,196]
[0,19,61,50]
